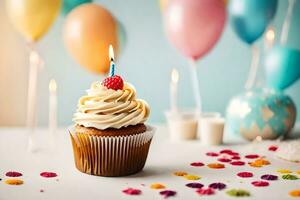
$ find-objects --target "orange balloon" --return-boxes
[63,3,119,74]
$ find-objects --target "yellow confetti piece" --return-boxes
[277,169,292,174]
[207,163,225,169]
[289,190,300,197]
[183,174,201,180]
[5,179,24,185]
[297,170,300,175]
[173,171,188,176]
[150,183,166,189]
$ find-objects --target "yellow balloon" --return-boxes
[6,0,61,42]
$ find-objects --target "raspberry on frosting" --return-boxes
[102,75,124,90]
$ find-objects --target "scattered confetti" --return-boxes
[160,190,176,198]
[173,171,188,176]
[185,183,204,189]
[289,190,300,197]
[190,162,204,167]
[150,183,165,190]
[40,172,58,178]
[251,181,269,187]
[209,182,226,190]
[230,161,245,166]
[226,189,250,197]
[196,188,215,195]
[231,156,241,160]
[5,179,24,185]
[184,174,201,180]
[218,158,232,163]
[5,171,23,177]
[268,145,278,152]
[206,152,219,157]
[261,174,278,181]
[207,163,225,169]
[122,188,142,195]
[245,154,259,159]
[277,169,292,174]
[237,172,253,178]
[282,174,299,180]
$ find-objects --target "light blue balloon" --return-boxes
[228,0,278,44]
[62,0,92,15]
[265,46,300,90]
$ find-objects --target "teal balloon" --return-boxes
[62,0,92,15]
[228,0,278,44]
[225,88,296,140]
[265,46,300,90]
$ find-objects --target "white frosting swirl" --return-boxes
[73,81,150,129]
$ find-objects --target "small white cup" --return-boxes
[165,110,198,141]
[197,112,221,139]
[200,117,225,145]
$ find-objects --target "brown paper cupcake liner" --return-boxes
[69,126,155,177]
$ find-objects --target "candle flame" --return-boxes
[49,79,57,92]
[171,68,179,83]
[265,27,275,42]
[109,44,114,61]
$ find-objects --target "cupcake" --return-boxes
[70,69,154,177]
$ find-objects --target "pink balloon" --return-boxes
[164,0,227,60]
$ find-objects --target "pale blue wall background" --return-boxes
[32,0,300,126]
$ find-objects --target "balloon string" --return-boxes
[189,59,202,115]
[280,0,296,45]
[245,45,260,90]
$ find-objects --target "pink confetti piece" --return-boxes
[190,162,204,167]
[231,156,241,160]
[5,171,22,177]
[218,158,232,163]
[245,154,259,159]
[237,172,253,178]
[230,161,245,166]
[40,172,57,178]
[251,181,269,187]
[268,145,278,152]
[261,174,278,181]
[160,190,176,198]
[206,152,219,157]
[196,188,215,195]
[122,188,142,195]
[186,183,204,189]
[209,182,226,190]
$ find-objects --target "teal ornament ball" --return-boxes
[225,88,296,140]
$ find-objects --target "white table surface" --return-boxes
[0,125,300,200]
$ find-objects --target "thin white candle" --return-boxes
[49,79,57,136]
[264,26,275,51]
[170,68,179,112]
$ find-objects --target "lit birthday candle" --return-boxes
[264,26,275,51]
[109,44,115,76]
[170,68,179,113]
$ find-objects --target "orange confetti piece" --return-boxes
[173,171,188,176]
[150,183,166,189]
[184,174,201,180]
[289,190,300,197]
[297,170,300,175]
[277,169,292,174]
[254,159,270,165]
[249,162,263,168]
[207,163,225,169]
[5,179,24,185]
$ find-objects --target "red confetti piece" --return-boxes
[186,183,204,189]
[268,145,278,152]
[261,174,278,181]
[251,181,269,187]
[190,162,204,167]
[245,154,259,159]
[40,172,57,178]
[220,149,239,156]
[5,171,22,177]
[196,188,215,195]
[237,172,253,178]
[230,161,245,166]
[122,188,141,195]
[218,158,232,163]
[160,190,176,198]
[209,182,226,190]
[231,156,241,160]
[220,149,232,154]
[206,152,219,157]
